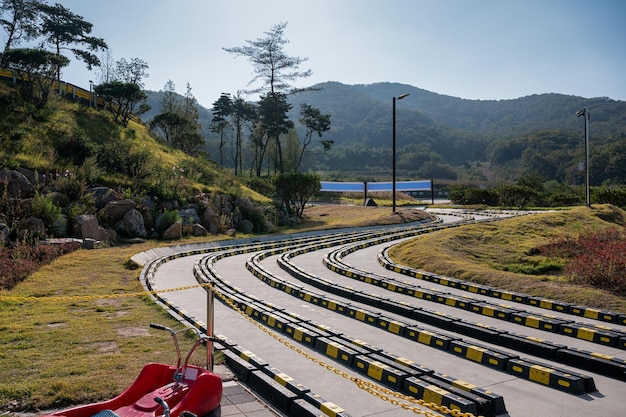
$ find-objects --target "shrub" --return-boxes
[30,192,61,232]
[537,227,626,295]
[155,210,181,237]
[0,242,81,290]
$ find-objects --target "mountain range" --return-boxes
[146,82,626,185]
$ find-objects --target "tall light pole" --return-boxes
[392,93,410,213]
[577,107,590,207]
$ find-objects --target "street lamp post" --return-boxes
[392,93,410,213]
[577,107,590,207]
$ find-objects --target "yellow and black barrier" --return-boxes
[559,322,621,347]
[568,305,624,324]
[404,327,454,351]
[419,374,495,417]
[430,372,507,416]
[527,296,571,313]
[302,393,352,417]
[403,377,479,416]
[374,350,434,377]
[314,337,360,367]
[510,312,565,333]
[449,340,512,371]
[353,355,409,391]
[470,302,516,320]
[505,358,593,394]
[284,322,321,347]
[376,316,407,336]
[555,347,626,381]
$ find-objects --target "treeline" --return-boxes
[449,174,626,208]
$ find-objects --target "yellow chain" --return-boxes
[1,273,480,416]
[0,283,208,302]
[201,280,480,417]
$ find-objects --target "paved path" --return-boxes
[137,209,626,417]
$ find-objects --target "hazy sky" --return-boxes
[37,0,626,108]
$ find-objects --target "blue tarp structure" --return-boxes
[320,180,432,193]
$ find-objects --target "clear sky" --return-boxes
[40,0,626,108]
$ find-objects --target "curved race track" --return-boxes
[136,209,626,417]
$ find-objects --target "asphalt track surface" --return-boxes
[137,209,626,417]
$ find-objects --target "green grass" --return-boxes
[0,206,428,412]
[389,204,626,312]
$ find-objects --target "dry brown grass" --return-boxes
[389,205,626,313]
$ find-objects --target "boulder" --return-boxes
[0,169,35,198]
[73,214,108,241]
[86,187,119,210]
[100,199,136,225]
[116,209,147,238]
[17,217,47,241]
[237,219,254,234]
[191,223,208,237]
[179,208,200,225]
[161,222,182,240]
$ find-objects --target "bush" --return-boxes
[0,242,81,290]
[155,210,181,237]
[30,192,61,232]
[537,227,626,295]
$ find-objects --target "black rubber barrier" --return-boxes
[419,374,495,417]
[555,348,626,381]
[559,322,621,347]
[449,340,513,371]
[568,305,623,324]
[505,358,594,394]
[403,377,479,416]
[450,319,504,344]
[429,372,507,416]
[247,370,299,413]
[496,332,565,359]
[353,354,409,390]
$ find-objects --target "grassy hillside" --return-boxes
[390,204,626,312]
[0,82,268,204]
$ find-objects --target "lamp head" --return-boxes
[397,93,410,100]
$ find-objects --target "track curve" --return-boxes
[140,209,626,417]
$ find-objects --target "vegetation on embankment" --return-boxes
[389,204,626,312]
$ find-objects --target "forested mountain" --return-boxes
[146,82,626,185]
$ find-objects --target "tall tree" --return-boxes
[210,93,233,165]
[159,79,181,114]
[296,103,331,171]
[2,47,68,108]
[0,0,44,65]
[38,2,107,79]
[223,22,313,174]
[114,57,148,87]
[256,92,293,175]
[151,80,204,154]
[231,95,257,176]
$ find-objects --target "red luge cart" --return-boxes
[43,324,223,417]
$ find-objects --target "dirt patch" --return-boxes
[117,326,150,337]
[300,206,432,230]
[93,341,120,354]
